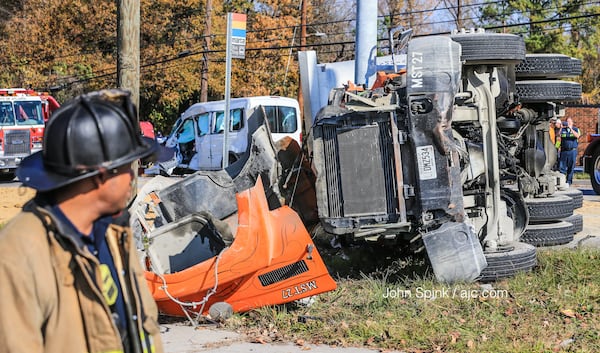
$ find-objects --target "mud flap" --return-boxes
[422,222,487,282]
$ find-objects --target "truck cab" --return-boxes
[0,91,46,181]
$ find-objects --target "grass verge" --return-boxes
[225,247,600,352]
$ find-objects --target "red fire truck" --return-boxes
[0,88,60,181]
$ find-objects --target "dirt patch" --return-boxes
[0,185,599,238]
[575,199,600,239]
[0,186,35,225]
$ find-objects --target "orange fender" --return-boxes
[144,177,336,316]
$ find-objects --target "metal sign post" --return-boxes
[222,13,247,169]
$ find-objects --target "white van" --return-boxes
[165,96,302,171]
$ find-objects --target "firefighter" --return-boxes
[0,90,163,353]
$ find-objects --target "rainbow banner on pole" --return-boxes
[231,13,246,38]
[229,13,247,59]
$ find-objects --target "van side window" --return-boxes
[264,106,298,133]
[214,111,225,133]
[197,113,210,136]
[178,119,196,143]
[214,109,244,133]
[231,108,244,131]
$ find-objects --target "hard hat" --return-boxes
[17,89,157,192]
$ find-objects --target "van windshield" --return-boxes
[264,106,297,133]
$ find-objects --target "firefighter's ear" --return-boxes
[92,172,106,187]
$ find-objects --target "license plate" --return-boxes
[416,145,437,180]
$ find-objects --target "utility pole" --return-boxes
[200,0,212,102]
[117,0,140,194]
[298,0,307,126]
[117,0,140,109]
[301,0,307,51]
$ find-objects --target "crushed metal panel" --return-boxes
[158,171,237,221]
[422,221,487,282]
[146,213,227,274]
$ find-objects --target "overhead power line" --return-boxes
[34,4,600,90]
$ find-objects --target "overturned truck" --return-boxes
[305,30,583,282]
[130,30,584,320]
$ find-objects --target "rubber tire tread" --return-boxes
[516,80,582,102]
[515,54,582,78]
[570,58,583,77]
[564,214,583,234]
[525,194,573,221]
[521,220,574,247]
[450,33,525,64]
[555,188,583,209]
[478,242,537,282]
[591,151,600,195]
[480,259,538,279]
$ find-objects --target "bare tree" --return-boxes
[308,0,355,63]
[440,0,479,32]
[378,0,438,36]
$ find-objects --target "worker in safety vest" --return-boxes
[557,117,581,185]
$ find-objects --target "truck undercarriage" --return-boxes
[307,30,583,282]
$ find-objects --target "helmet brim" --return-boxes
[17,138,158,192]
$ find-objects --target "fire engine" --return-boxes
[0,88,60,181]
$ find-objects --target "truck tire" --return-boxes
[525,194,573,221]
[555,188,583,209]
[520,220,574,247]
[564,214,583,234]
[515,54,582,79]
[516,80,582,102]
[451,32,526,64]
[591,149,600,195]
[478,242,537,282]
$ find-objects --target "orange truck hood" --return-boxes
[142,176,336,317]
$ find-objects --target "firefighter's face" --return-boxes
[98,163,135,214]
